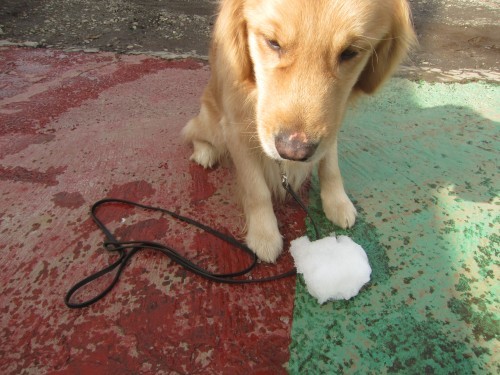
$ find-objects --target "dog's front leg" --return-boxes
[226,136,283,263]
[319,139,357,229]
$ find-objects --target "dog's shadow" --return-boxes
[295,78,498,373]
[343,79,496,201]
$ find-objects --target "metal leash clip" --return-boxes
[278,161,290,190]
[281,171,289,190]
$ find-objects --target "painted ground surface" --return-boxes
[0,47,305,374]
[289,79,499,374]
[0,46,498,374]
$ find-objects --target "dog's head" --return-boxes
[215,0,416,162]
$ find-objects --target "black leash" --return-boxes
[65,176,319,308]
[280,172,320,240]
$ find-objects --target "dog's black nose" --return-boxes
[275,131,318,161]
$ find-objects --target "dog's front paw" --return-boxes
[322,193,357,229]
[246,224,283,263]
[190,140,219,169]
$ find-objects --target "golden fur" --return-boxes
[183,0,416,262]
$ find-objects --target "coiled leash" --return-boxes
[65,173,319,309]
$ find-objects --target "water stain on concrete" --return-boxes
[52,191,85,209]
[0,165,66,186]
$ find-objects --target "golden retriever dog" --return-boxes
[183,0,416,262]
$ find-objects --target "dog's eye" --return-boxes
[339,48,358,62]
[266,39,281,52]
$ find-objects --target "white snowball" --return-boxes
[290,235,371,304]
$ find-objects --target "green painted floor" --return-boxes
[289,79,499,374]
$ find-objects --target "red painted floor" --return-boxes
[0,47,306,374]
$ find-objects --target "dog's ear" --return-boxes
[355,0,416,94]
[213,0,254,84]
